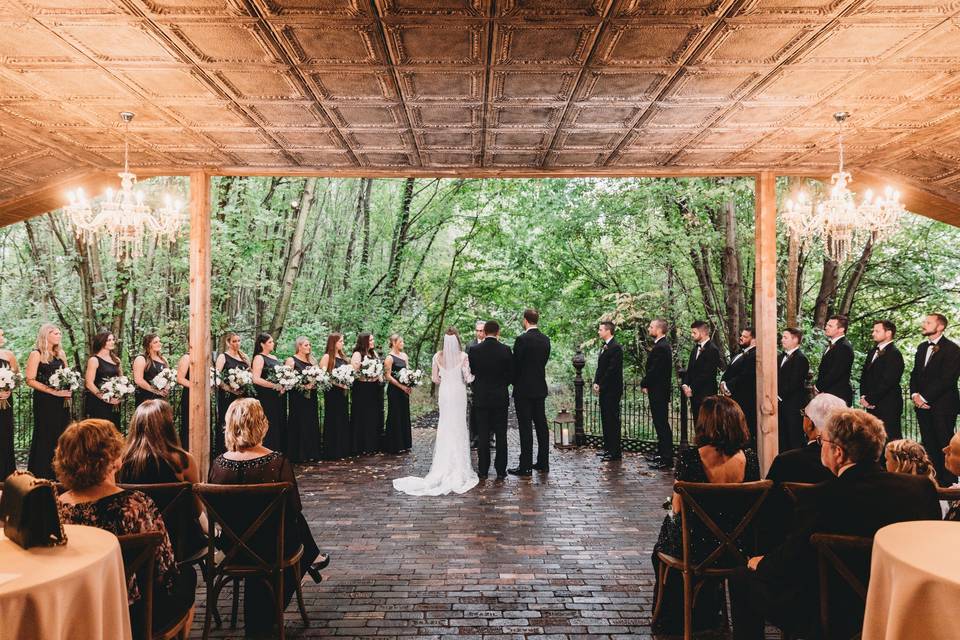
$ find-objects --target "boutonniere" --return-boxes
[932,344,940,355]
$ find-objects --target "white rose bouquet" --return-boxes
[268,364,299,393]
[48,368,82,407]
[397,367,424,387]
[100,375,135,403]
[209,366,221,388]
[0,368,22,409]
[359,356,383,381]
[331,363,355,389]
[223,367,255,397]
[298,365,331,397]
[151,367,177,393]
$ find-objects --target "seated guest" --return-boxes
[740,409,941,638]
[55,419,196,639]
[885,439,937,482]
[766,393,844,485]
[208,398,328,637]
[652,395,759,635]
[118,399,205,559]
[941,432,960,521]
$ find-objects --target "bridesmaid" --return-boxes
[383,334,413,454]
[215,332,249,456]
[0,328,20,478]
[132,333,169,407]
[350,332,384,456]
[176,349,190,451]
[252,333,287,453]
[286,336,321,463]
[83,331,122,429]
[320,333,350,460]
[25,323,72,479]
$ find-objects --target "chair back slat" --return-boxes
[118,531,164,640]
[810,533,873,640]
[781,481,818,506]
[120,482,199,562]
[936,487,960,503]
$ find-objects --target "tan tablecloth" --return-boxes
[862,520,960,640]
[0,524,132,640]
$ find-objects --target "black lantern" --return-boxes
[553,409,575,448]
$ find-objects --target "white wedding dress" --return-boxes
[393,335,479,496]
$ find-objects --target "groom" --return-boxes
[469,319,514,480]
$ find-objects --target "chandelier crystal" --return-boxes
[66,112,184,258]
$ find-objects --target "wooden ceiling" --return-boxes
[1,0,960,225]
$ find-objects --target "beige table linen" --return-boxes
[0,524,132,640]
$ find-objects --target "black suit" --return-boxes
[683,340,723,423]
[815,336,854,405]
[466,338,481,445]
[640,337,673,462]
[513,328,551,470]
[722,346,757,445]
[594,338,624,458]
[468,337,514,476]
[859,342,905,441]
[777,349,810,452]
[910,336,960,486]
[766,441,832,485]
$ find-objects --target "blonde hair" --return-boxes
[886,439,937,482]
[388,334,402,350]
[224,398,268,451]
[294,336,317,365]
[54,419,125,491]
[36,323,67,364]
[221,332,249,364]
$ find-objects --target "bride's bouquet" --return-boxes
[331,364,355,389]
[297,365,331,397]
[100,376,135,403]
[49,368,82,407]
[223,367,256,397]
[0,368,22,409]
[397,367,424,387]
[359,356,383,382]
[151,367,177,393]
[268,364,299,393]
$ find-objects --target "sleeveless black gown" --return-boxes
[85,355,121,429]
[383,355,413,454]
[179,369,190,451]
[287,357,321,462]
[0,357,16,479]
[216,353,249,456]
[135,357,167,406]
[351,356,383,455]
[322,357,351,460]
[258,354,287,453]
[27,353,71,479]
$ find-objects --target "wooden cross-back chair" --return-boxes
[652,479,773,640]
[118,531,192,640]
[120,482,205,564]
[810,533,874,640]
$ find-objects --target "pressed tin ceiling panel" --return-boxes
[0,0,959,225]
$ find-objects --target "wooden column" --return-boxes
[755,172,779,475]
[188,171,212,476]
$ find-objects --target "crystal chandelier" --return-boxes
[66,112,184,258]
[780,112,904,262]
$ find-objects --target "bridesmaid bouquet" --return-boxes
[298,365,331,397]
[209,366,221,388]
[101,376,135,403]
[397,367,424,387]
[223,367,256,397]
[331,364,356,389]
[49,368,82,407]
[151,367,177,393]
[269,364,299,393]
[0,368,22,409]
[359,356,383,382]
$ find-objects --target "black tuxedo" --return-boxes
[859,342,904,440]
[766,441,832,485]
[682,340,723,423]
[513,328,551,469]
[777,349,809,452]
[466,338,481,444]
[468,337,514,475]
[641,337,673,461]
[815,336,854,405]
[722,346,757,445]
[909,336,960,485]
[594,338,624,458]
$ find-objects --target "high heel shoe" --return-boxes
[306,554,330,583]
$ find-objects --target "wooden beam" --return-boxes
[755,171,779,476]
[188,171,212,476]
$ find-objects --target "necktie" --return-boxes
[781,352,790,368]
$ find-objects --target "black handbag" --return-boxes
[0,470,68,548]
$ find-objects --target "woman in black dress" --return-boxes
[285,336,321,462]
[0,328,20,478]
[350,332,383,455]
[84,330,123,429]
[176,350,191,450]
[252,333,287,453]
[215,332,249,457]
[382,334,413,454]
[133,333,169,407]
[320,333,351,460]
[25,323,73,479]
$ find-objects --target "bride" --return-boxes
[393,328,479,496]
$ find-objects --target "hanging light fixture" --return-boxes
[779,112,904,262]
[66,111,184,258]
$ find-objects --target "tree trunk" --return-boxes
[359,178,373,271]
[720,199,744,351]
[380,177,416,300]
[838,237,874,317]
[812,253,840,328]
[689,244,722,332]
[269,178,318,337]
[110,250,132,358]
[785,232,800,327]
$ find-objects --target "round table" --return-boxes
[862,520,960,640]
[0,524,132,640]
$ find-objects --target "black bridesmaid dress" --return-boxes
[27,352,71,480]
[179,369,190,451]
[383,355,413,454]
[322,357,351,460]
[351,357,384,455]
[258,354,287,453]
[135,357,166,406]
[216,353,249,456]
[287,357,321,462]
[0,357,16,479]
[84,356,121,429]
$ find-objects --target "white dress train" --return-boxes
[393,339,479,496]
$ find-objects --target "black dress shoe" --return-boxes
[648,461,672,471]
[595,450,609,456]
[496,473,507,480]
[508,467,532,476]
[306,554,331,583]
[532,464,549,472]
[601,455,622,462]
[645,453,660,462]
[477,473,488,480]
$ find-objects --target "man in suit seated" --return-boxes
[766,393,845,485]
[734,409,941,639]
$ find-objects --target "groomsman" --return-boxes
[859,320,905,441]
[510,309,551,476]
[721,327,757,446]
[814,314,854,405]
[641,319,673,470]
[909,313,960,486]
[467,320,485,449]
[682,320,723,423]
[778,328,810,452]
[593,321,623,462]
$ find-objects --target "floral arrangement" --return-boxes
[209,366,220,388]
[298,365,331,397]
[269,364,300,393]
[397,367,424,387]
[359,356,383,381]
[100,376,135,403]
[223,367,256,397]
[151,367,177,393]
[48,368,82,407]
[0,368,22,409]
[331,364,355,389]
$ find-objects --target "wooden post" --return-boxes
[755,172,779,475]
[188,172,212,476]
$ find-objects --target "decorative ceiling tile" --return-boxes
[167,102,249,126]
[216,70,304,101]
[119,68,216,99]
[248,102,326,127]
[751,68,852,101]
[140,0,242,17]
[698,23,810,64]
[568,104,641,127]
[420,150,477,166]
[498,0,606,17]
[597,23,701,65]
[385,23,484,65]
[171,23,278,64]
[616,0,723,16]
[736,0,847,16]
[0,21,86,62]
[577,70,667,101]
[668,71,759,101]
[493,71,578,102]
[344,130,411,149]
[488,129,551,149]
[311,70,396,101]
[197,128,273,147]
[328,104,406,128]
[558,129,622,149]
[495,23,598,65]
[12,68,135,100]
[283,24,383,65]
[487,150,543,166]
[409,105,478,128]
[804,24,924,63]
[57,23,178,62]
[644,104,721,127]
[292,150,354,166]
[357,150,416,166]
[272,129,343,148]
[546,150,608,166]
[492,105,563,128]
[261,0,370,17]
[399,71,481,101]
[1,100,96,127]
[416,130,474,148]
[378,0,485,17]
